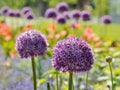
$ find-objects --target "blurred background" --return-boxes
[0,0,120,90]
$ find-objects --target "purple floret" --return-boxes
[1,6,9,15]
[22,7,32,15]
[16,30,47,58]
[63,11,70,19]
[56,15,66,24]
[71,10,81,20]
[45,8,57,19]
[52,37,94,73]
[25,12,34,20]
[15,10,21,17]
[7,10,15,17]
[56,2,69,13]
[82,10,91,21]
[100,15,112,24]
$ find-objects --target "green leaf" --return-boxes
[37,78,47,86]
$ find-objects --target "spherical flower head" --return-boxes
[25,12,34,20]
[15,10,21,17]
[52,37,94,73]
[56,15,66,24]
[63,11,70,19]
[100,15,112,24]
[56,2,69,13]
[7,10,15,17]
[1,6,9,15]
[71,10,81,20]
[22,7,32,15]
[16,30,47,58]
[82,10,91,21]
[45,8,57,19]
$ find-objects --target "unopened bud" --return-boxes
[106,56,112,63]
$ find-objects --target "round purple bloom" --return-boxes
[63,11,70,19]
[52,37,94,72]
[71,10,81,19]
[56,15,66,24]
[45,8,57,19]
[15,10,21,17]
[100,15,112,24]
[22,7,32,15]
[16,30,47,58]
[25,12,34,20]
[56,2,69,13]
[82,10,91,21]
[7,10,15,17]
[1,6,9,15]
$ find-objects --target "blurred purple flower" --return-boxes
[56,2,69,13]
[56,15,66,24]
[82,10,91,21]
[15,10,21,17]
[63,11,70,19]
[52,37,94,73]
[100,15,112,24]
[45,8,57,19]
[7,10,15,17]
[71,10,81,20]
[16,30,47,58]
[22,7,32,15]
[25,12,34,20]
[1,6,9,15]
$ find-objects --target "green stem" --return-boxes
[109,63,114,90]
[85,71,89,90]
[31,57,37,90]
[47,82,51,90]
[69,72,73,90]
[56,71,59,90]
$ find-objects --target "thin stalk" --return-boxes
[69,72,73,90]
[109,63,114,90]
[56,71,59,90]
[47,82,51,90]
[85,71,89,90]
[31,57,37,90]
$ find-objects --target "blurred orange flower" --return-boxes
[83,27,102,48]
[23,24,32,32]
[47,22,56,33]
[72,23,81,29]
[0,22,12,40]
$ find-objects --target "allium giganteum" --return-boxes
[100,15,112,24]
[52,37,94,72]
[16,30,47,58]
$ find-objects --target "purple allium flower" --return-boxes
[56,2,69,13]
[16,30,47,58]
[82,10,91,21]
[63,11,70,19]
[1,6,9,15]
[52,37,94,72]
[25,12,34,20]
[100,15,112,24]
[56,15,66,24]
[7,10,15,17]
[71,10,81,20]
[22,7,32,15]
[15,10,21,17]
[45,8,57,19]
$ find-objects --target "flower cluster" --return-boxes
[52,37,94,72]
[0,6,34,19]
